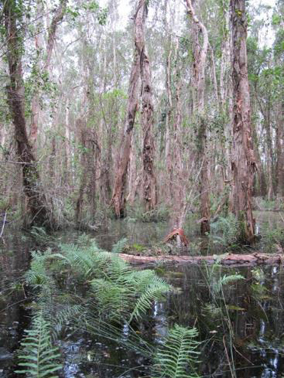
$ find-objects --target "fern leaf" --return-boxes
[111,238,128,253]
[129,277,170,322]
[16,312,62,378]
[152,325,200,378]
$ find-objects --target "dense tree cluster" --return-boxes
[0,0,283,242]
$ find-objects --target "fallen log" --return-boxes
[119,253,284,267]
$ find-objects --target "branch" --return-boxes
[45,0,68,70]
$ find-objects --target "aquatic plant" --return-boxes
[18,240,174,375]
[152,325,200,378]
[16,311,62,378]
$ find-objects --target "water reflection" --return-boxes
[156,263,284,377]
[0,231,32,377]
[1,222,284,377]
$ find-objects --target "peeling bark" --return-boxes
[30,0,68,144]
[111,0,146,217]
[276,101,284,197]
[230,0,256,242]
[185,0,210,235]
[4,1,53,228]
[140,0,157,211]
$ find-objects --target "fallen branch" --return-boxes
[119,252,284,267]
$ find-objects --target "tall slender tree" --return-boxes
[30,0,68,144]
[111,0,150,217]
[140,0,157,211]
[2,0,54,228]
[230,0,256,242]
[185,0,210,234]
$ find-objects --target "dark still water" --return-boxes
[1,224,284,377]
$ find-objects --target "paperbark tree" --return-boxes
[3,0,53,228]
[111,0,144,217]
[140,0,157,211]
[276,101,284,197]
[185,0,210,235]
[30,0,68,144]
[230,0,256,242]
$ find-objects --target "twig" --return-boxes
[0,211,7,238]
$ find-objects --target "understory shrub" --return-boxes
[209,213,239,248]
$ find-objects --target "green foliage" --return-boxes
[127,205,169,223]
[152,325,200,378]
[210,213,239,248]
[272,14,282,25]
[132,243,145,252]
[111,237,128,253]
[59,241,109,280]
[21,241,176,374]
[16,311,62,377]
[25,250,53,288]
[90,262,170,322]
[212,273,244,294]
[129,270,170,322]
[66,1,108,24]
[25,241,171,323]
[262,226,284,253]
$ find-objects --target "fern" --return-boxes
[111,237,128,253]
[90,278,133,320]
[25,250,52,288]
[213,273,244,294]
[129,271,170,322]
[16,311,62,377]
[90,264,171,321]
[210,213,239,247]
[152,325,200,378]
[59,243,111,279]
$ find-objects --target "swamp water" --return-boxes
[0,214,284,378]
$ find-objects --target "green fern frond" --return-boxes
[214,273,244,293]
[90,278,133,320]
[59,243,110,279]
[105,254,131,280]
[152,325,200,378]
[111,238,128,253]
[90,263,171,321]
[25,250,51,287]
[220,274,244,286]
[129,274,170,322]
[16,311,62,378]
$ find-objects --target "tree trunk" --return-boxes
[185,0,210,234]
[140,0,158,211]
[75,119,87,226]
[30,0,68,145]
[110,1,144,217]
[276,100,284,197]
[230,0,256,242]
[4,0,54,228]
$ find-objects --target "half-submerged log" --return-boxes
[119,253,284,267]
